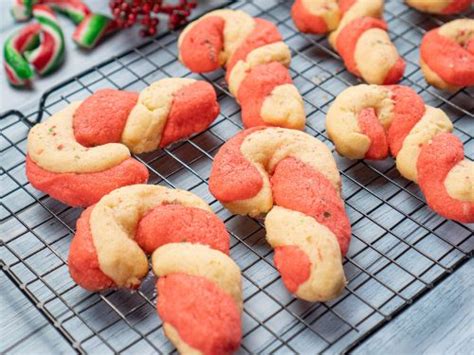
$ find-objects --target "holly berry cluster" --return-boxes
[109,0,197,36]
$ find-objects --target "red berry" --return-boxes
[110,0,195,36]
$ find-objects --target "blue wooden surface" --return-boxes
[1,0,473,353]
[0,271,73,353]
[354,259,474,354]
[2,260,472,353]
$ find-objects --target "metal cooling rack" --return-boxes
[1,0,473,353]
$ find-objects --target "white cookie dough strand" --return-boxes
[122,78,195,154]
[152,243,243,309]
[178,9,255,64]
[328,0,384,46]
[396,106,453,182]
[240,128,341,191]
[354,28,400,85]
[326,84,394,159]
[406,0,457,14]
[89,185,211,287]
[27,102,131,174]
[228,41,291,97]
[444,161,474,202]
[266,206,346,302]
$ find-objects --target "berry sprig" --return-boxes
[109,0,196,36]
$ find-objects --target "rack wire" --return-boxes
[1,0,473,353]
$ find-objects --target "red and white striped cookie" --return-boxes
[291,0,340,34]
[68,184,242,354]
[326,84,473,223]
[26,78,219,207]
[406,0,472,14]
[178,10,306,130]
[420,19,474,91]
[292,0,405,84]
[209,127,351,302]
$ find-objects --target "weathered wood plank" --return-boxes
[354,259,474,354]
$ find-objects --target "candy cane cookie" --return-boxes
[68,184,242,354]
[406,0,472,14]
[326,84,473,223]
[209,127,351,302]
[26,78,220,207]
[420,19,474,91]
[291,0,341,34]
[292,0,405,84]
[4,4,65,86]
[178,10,306,130]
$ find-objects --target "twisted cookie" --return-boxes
[26,78,219,207]
[291,0,340,34]
[420,19,474,91]
[292,0,405,84]
[178,10,305,129]
[209,127,351,302]
[4,5,65,86]
[326,84,473,223]
[406,0,472,14]
[69,184,242,354]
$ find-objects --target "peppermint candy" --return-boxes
[3,4,64,86]
[11,0,90,24]
[11,0,37,21]
[44,0,90,24]
[6,0,118,87]
[3,23,40,86]
[26,5,65,75]
[73,13,118,49]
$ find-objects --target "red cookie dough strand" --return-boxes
[339,0,357,14]
[136,205,230,255]
[357,107,389,160]
[387,85,426,156]
[468,39,474,53]
[160,81,220,147]
[383,57,405,85]
[421,30,474,87]
[356,86,426,159]
[291,0,329,34]
[237,62,293,128]
[73,89,139,147]
[225,18,282,79]
[335,17,388,77]
[70,204,231,291]
[273,246,311,293]
[209,127,265,202]
[68,206,116,291]
[417,133,474,223]
[180,16,225,73]
[26,155,149,207]
[14,23,41,51]
[271,157,351,256]
[442,0,472,14]
[157,274,241,355]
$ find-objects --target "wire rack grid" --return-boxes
[1,0,473,353]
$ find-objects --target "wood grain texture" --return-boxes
[354,259,474,354]
[1,0,473,353]
[0,272,73,354]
